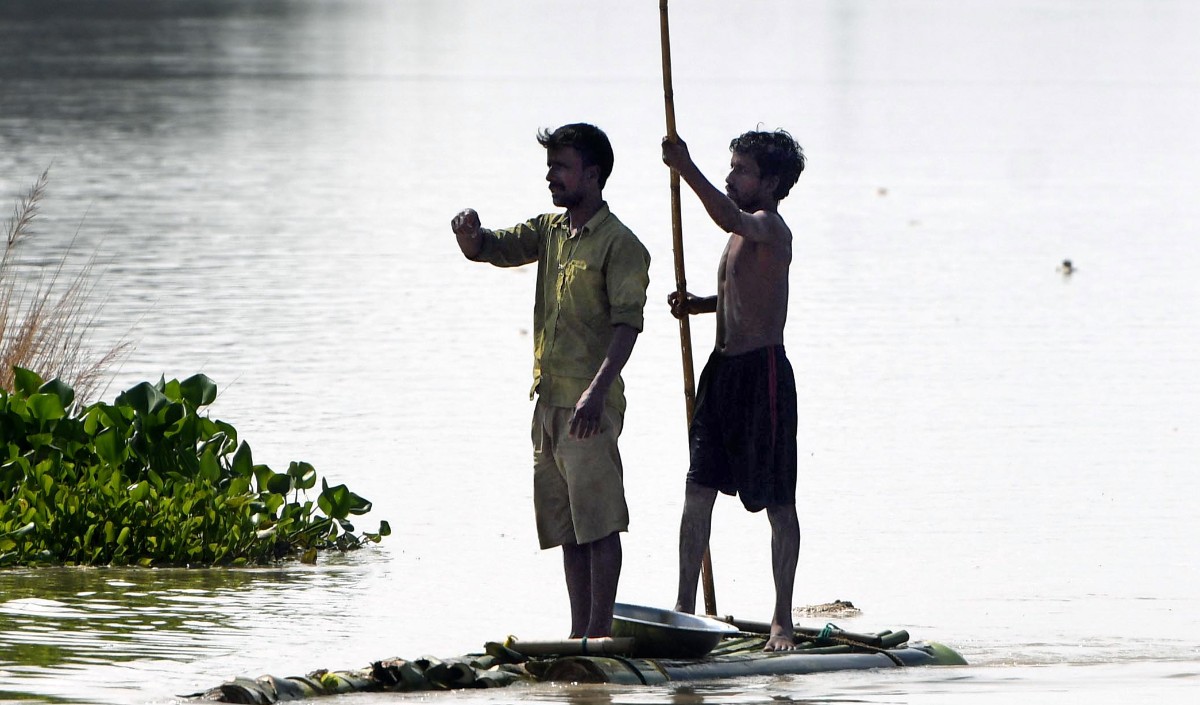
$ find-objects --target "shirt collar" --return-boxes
[562,202,611,238]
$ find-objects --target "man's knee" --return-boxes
[587,531,622,551]
[766,504,799,531]
[684,480,718,507]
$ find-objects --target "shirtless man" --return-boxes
[661,129,805,651]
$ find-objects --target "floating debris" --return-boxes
[793,599,863,618]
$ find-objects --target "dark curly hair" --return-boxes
[537,123,615,189]
[729,129,805,201]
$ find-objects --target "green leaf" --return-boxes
[99,403,132,430]
[94,428,125,466]
[27,432,54,449]
[266,473,292,495]
[228,476,251,496]
[128,481,149,503]
[179,374,218,407]
[199,449,220,484]
[116,382,169,415]
[318,483,352,520]
[11,367,43,396]
[287,461,317,490]
[83,407,102,434]
[347,491,372,516]
[27,394,66,423]
[161,378,181,402]
[160,402,187,436]
[232,442,253,477]
[38,378,76,409]
[254,466,275,493]
[215,421,238,449]
[263,493,285,516]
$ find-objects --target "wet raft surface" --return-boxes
[192,627,967,703]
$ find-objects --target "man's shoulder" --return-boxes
[752,208,790,233]
[608,222,650,270]
[596,209,647,249]
[737,209,792,250]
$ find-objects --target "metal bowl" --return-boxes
[612,603,738,659]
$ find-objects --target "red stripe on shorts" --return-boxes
[767,347,778,446]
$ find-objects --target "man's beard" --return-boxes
[726,187,748,210]
[551,187,583,209]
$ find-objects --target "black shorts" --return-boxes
[687,346,797,512]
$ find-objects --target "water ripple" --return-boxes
[0,561,381,702]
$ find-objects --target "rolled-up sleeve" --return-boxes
[605,236,651,331]
[474,218,544,267]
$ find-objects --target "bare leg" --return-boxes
[562,543,591,638]
[764,503,800,651]
[564,533,624,638]
[675,481,718,614]
[585,532,622,637]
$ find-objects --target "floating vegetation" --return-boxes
[0,369,389,567]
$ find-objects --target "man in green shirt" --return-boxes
[452,123,650,639]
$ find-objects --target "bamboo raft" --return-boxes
[190,621,967,703]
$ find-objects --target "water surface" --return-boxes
[1,1,1198,703]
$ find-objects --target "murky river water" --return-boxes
[1,1,1198,703]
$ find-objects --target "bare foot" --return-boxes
[764,624,797,652]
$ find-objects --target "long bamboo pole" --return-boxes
[659,0,716,618]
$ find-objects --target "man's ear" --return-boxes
[763,174,781,198]
[584,163,602,187]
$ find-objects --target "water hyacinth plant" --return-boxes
[0,369,389,567]
[0,172,387,567]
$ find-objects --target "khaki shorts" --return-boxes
[531,397,629,549]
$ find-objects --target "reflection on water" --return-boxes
[0,555,385,702]
[2,566,346,660]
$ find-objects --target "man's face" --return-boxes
[546,146,592,208]
[725,151,771,211]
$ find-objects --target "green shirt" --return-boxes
[474,204,650,414]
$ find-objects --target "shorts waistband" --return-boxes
[713,344,786,360]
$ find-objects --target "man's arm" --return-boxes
[568,324,639,439]
[661,137,786,245]
[452,209,542,266]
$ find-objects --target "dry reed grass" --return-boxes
[1,169,129,402]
